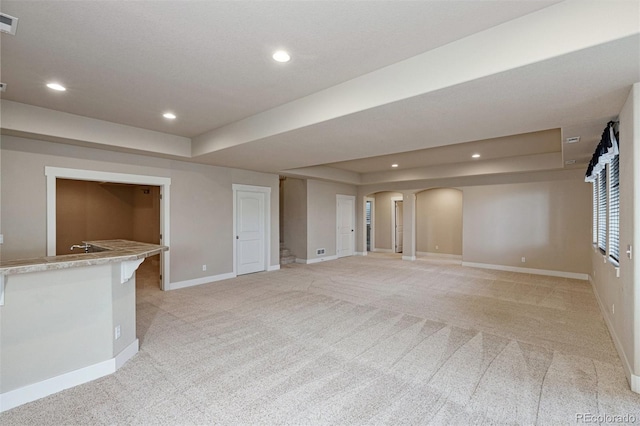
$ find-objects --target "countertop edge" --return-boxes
[0,241,168,276]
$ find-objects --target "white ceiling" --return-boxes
[1,0,638,185]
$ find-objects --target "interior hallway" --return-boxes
[2,254,638,424]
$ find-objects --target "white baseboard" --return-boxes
[372,248,394,253]
[417,251,462,260]
[632,374,640,394]
[402,255,416,261]
[167,272,236,290]
[267,265,280,272]
[296,255,339,264]
[355,251,367,256]
[589,276,639,394]
[461,262,589,280]
[0,339,138,413]
[115,339,139,370]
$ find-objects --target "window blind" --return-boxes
[597,167,607,253]
[365,201,371,225]
[592,182,598,244]
[609,155,620,261]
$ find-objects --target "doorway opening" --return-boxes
[365,198,375,252]
[56,179,162,289]
[45,167,171,290]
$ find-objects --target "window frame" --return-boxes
[608,154,620,264]
[597,166,607,254]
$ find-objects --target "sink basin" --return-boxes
[86,245,108,253]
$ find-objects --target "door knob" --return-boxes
[236,236,239,239]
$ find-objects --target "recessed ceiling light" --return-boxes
[272,50,291,63]
[163,112,176,119]
[46,83,66,91]
[391,164,399,168]
[472,153,481,158]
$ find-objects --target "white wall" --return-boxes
[590,83,639,391]
[0,136,279,285]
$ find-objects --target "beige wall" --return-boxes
[373,191,402,251]
[282,177,307,260]
[462,179,591,274]
[1,265,114,393]
[0,136,279,284]
[280,178,357,260]
[56,180,151,255]
[591,83,639,387]
[132,186,161,245]
[1,262,139,395]
[0,138,2,260]
[416,188,462,255]
[306,179,357,259]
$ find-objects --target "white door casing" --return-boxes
[45,167,171,290]
[233,185,271,275]
[336,195,355,258]
[390,195,403,254]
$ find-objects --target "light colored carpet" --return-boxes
[2,253,639,425]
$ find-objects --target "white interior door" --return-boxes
[337,195,355,258]
[236,190,266,275]
[395,200,404,253]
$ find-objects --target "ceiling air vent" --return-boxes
[565,159,576,165]
[0,13,18,35]
[565,136,580,144]
[0,82,6,92]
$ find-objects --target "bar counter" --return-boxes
[0,239,167,412]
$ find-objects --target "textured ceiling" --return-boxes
[0,0,638,185]
[0,0,559,138]
[328,129,561,174]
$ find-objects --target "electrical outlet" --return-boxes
[435,245,439,250]
[202,265,207,271]
[0,234,3,244]
[115,325,121,340]
[521,257,526,263]
[316,248,325,255]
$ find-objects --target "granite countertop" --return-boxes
[0,240,168,276]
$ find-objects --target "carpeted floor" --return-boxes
[2,253,639,425]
